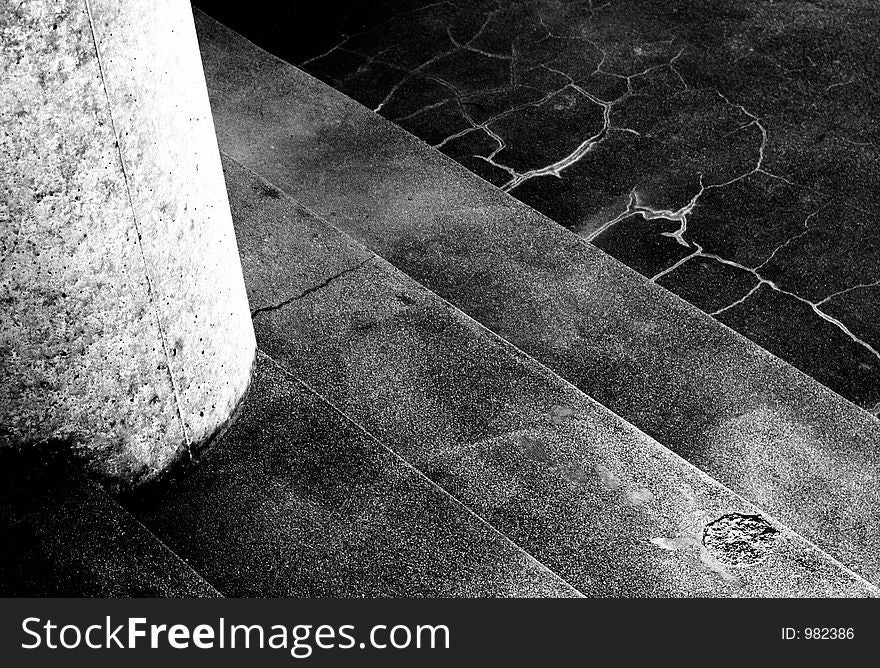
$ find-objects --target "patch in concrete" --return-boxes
[702,513,780,566]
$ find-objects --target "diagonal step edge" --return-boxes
[259,350,584,597]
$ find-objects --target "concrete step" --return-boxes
[206,154,874,597]
[0,448,218,597]
[195,12,880,586]
[124,350,578,598]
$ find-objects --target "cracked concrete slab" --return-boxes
[197,13,880,586]
[217,155,876,597]
[197,0,880,411]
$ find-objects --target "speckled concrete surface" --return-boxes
[128,351,578,598]
[0,1,254,486]
[220,157,875,597]
[0,447,218,597]
[197,14,880,587]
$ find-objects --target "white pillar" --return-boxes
[1,0,256,487]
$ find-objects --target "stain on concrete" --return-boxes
[518,434,555,466]
[595,464,623,491]
[626,487,655,506]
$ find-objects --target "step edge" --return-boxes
[257,350,585,598]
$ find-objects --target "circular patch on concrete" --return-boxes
[702,513,780,566]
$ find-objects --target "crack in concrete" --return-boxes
[499,47,689,192]
[594,185,880,361]
[817,279,880,306]
[753,202,830,272]
[249,259,372,318]
[581,88,880,363]
[700,252,880,364]
[446,11,511,61]
[374,47,458,113]
[626,198,880,364]
[301,0,460,68]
